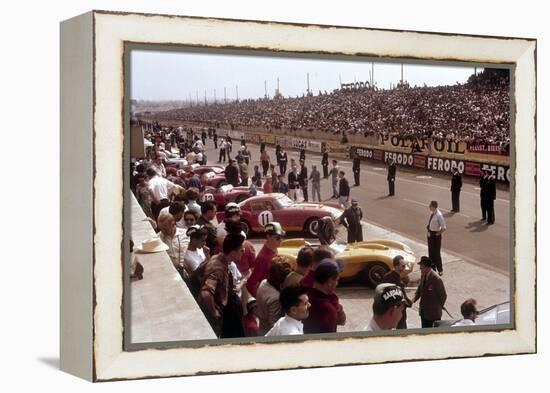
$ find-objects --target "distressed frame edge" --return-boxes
[59,10,95,382]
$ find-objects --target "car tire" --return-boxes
[240,220,250,236]
[304,218,319,237]
[362,262,390,288]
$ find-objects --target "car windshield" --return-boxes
[276,195,294,208]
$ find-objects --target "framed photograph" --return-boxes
[60,10,536,381]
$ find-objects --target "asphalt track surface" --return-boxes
[200,137,510,275]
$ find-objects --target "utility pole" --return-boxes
[214,89,216,103]
[264,80,267,99]
[196,91,199,105]
[236,85,239,101]
[339,73,342,88]
[371,62,374,85]
[224,87,227,103]
[401,63,404,84]
[204,89,207,106]
[307,72,310,95]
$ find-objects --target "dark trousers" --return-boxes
[303,185,308,201]
[421,317,436,328]
[261,161,269,176]
[279,163,287,176]
[347,225,363,243]
[451,191,460,211]
[322,164,328,178]
[481,197,487,219]
[427,232,443,273]
[487,199,495,224]
[218,148,226,162]
[353,170,360,186]
[151,198,170,221]
[396,309,408,330]
[388,179,395,196]
[214,139,218,149]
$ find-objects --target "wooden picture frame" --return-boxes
[60,10,536,381]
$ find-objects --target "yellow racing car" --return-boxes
[278,238,415,288]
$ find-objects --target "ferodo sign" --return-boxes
[426,157,465,174]
[350,146,510,183]
[384,151,415,167]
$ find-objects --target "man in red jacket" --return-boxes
[303,259,346,334]
[413,256,448,328]
[246,222,285,297]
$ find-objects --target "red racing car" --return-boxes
[201,184,263,210]
[216,193,344,236]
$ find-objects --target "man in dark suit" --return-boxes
[224,159,240,187]
[486,172,497,224]
[321,148,329,179]
[288,166,300,201]
[387,157,396,196]
[338,171,350,208]
[352,152,361,187]
[298,159,309,202]
[450,167,462,212]
[479,170,489,220]
[338,198,363,243]
[413,256,447,328]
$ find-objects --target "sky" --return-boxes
[130,49,483,102]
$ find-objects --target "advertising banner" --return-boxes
[349,145,510,183]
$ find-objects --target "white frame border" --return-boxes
[91,11,536,381]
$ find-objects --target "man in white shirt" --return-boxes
[426,200,447,276]
[265,285,310,336]
[147,168,178,220]
[364,283,407,332]
[157,213,189,279]
[452,298,478,327]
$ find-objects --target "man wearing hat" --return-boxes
[303,259,346,334]
[413,256,448,328]
[450,167,462,212]
[485,170,497,225]
[387,156,396,196]
[216,203,245,248]
[288,165,301,201]
[246,222,285,297]
[479,169,488,220]
[339,198,363,243]
[329,160,340,199]
[364,283,408,331]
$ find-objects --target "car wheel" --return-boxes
[362,262,390,288]
[304,218,319,237]
[240,220,250,236]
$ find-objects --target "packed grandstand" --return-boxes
[146,69,510,146]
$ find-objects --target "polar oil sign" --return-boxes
[379,135,466,154]
[427,157,465,174]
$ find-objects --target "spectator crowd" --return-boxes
[147,69,510,146]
